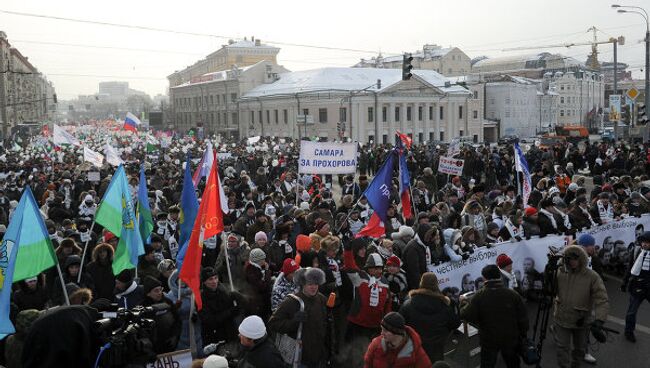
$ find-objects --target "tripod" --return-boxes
[530,256,561,368]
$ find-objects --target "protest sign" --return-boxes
[437,156,464,176]
[298,141,357,174]
[146,349,192,368]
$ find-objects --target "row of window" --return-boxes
[369,131,478,144]
[176,111,238,126]
[174,93,238,109]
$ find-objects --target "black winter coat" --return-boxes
[399,289,460,362]
[199,284,239,344]
[237,335,287,368]
[12,283,49,311]
[402,239,428,290]
[85,260,115,300]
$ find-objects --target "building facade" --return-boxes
[239,68,483,144]
[167,38,280,88]
[355,44,472,77]
[169,61,289,138]
[485,78,540,138]
[0,31,56,138]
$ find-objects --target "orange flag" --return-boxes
[179,154,224,310]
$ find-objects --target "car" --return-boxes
[498,135,518,145]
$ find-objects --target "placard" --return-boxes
[298,141,357,174]
[437,156,465,176]
[87,172,100,182]
[146,349,192,368]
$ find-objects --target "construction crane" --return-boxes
[502,27,625,69]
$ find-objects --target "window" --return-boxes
[406,106,412,121]
[473,134,479,143]
[232,112,238,124]
[505,98,511,105]
[473,91,479,99]
[418,106,423,121]
[382,107,387,122]
[560,85,565,91]
[429,106,433,120]
[440,132,444,141]
[368,107,374,122]
[473,110,478,119]
[418,133,423,143]
[274,110,279,124]
[217,112,222,125]
[382,134,388,144]
[251,111,255,124]
[266,110,270,124]
[283,109,288,124]
[216,95,220,105]
[319,108,328,123]
[259,110,263,124]
[458,106,463,119]
[560,110,564,117]
[395,106,400,122]
[302,108,309,116]
[505,111,511,118]
[429,132,434,141]
[339,107,347,122]
[210,95,214,105]
[231,93,237,102]
[439,106,444,120]
[489,98,495,105]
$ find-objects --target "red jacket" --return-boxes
[344,247,391,328]
[364,326,432,368]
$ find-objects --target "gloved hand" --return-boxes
[592,320,604,328]
[590,320,606,343]
[294,311,307,323]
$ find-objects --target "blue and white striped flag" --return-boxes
[514,142,532,208]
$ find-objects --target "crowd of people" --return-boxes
[1,122,650,368]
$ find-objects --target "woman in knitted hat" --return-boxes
[271,258,301,311]
[391,225,415,259]
[309,218,332,252]
[399,272,460,363]
[245,248,273,321]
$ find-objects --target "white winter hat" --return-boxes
[391,225,415,240]
[238,315,266,339]
[203,354,229,368]
[300,201,310,211]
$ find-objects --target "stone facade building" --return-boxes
[355,44,471,77]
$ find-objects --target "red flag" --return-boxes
[355,213,386,238]
[179,159,224,310]
[395,130,412,150]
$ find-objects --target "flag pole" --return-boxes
[189,292,197,358]
[56,262,71,306]
[223,241,236,293]
[177,277,182,302]
[77,220,96,283]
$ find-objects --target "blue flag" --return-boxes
[362,151,396,223]
[137,165,154,246]
[1,187,57,338]
[177,155,199,269]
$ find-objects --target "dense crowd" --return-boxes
[1,123,650,368]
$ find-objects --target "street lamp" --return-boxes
[612,4,649,131]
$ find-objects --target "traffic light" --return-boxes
[402,53,413,81]
[638,103,648,125]
[621,104,630,124]
[52,94,57,103]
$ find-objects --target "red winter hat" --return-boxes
[103,230,116,242]
[386,255,401,268]
[524,207,538,217]
[496,254,513,268]
[281,258,300,275]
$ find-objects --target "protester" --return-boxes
[237,315,286,368]
[363,312,432,368]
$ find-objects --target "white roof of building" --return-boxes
[472,53,583,69]
[242,67,468,98]
[225,39,278,49]
[170,62,262,88]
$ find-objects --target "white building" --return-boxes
[485,77,540,138]
[355,44,471,77]
[239,68,483,144]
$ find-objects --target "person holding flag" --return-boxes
[514,142,532,208]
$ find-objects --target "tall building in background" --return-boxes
[355,44,472,77]
[0,31,56,138]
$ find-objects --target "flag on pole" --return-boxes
[398,151,413,220]
[137,165,154,246]
[83,146,104,168]
[356,151,396,238]
[395,131,412,150]
[52,124,81,146]
[124,112,141,132]
[95,165,145,275]
[180,159,225,310]
[514,142,532,208]
[1,187,57,338]
[176,155,199,270]
[192,141,214,187]
[104,144,123,167]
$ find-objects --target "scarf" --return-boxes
[540,208,558,230]
[597,200,613,224]
[504,219,523,240]
[415,234,432,266]
[631,249,650,276]
[554,208,571,230]
[580,207,598,227]
[499,268,518,289]
[368,276,380,307]
[473,214,485,232]
[376,244,392,259]
[250,261,266,279]
[328,257,342,286]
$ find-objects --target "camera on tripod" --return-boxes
[94,303,170,367]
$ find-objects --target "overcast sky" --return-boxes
[1,0,648,99]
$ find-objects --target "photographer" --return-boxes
[547,245,609,368]
[460,265,528,368]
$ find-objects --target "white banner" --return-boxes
[430,235,567,298]
[104,144,123,167]
[437,156,465,176]
[298,141,357,174]
[576,215,650,269]
[83,146,104,168]
[52,124,81,147]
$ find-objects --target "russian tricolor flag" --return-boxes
[124,112,141,132]
[398,151,413,220]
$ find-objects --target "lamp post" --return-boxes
[613,4,650,126]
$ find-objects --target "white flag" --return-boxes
[83,146,104,168]
[103,144,123,167]
[53,124,81,146]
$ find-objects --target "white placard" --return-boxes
[87,172,100,182]
[146,349,192,368]
[437,156,465,176]
[298,141,357,174]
